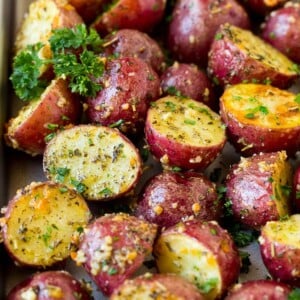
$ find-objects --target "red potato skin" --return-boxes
[160,62,216,109]
[293,165,300,212]
[110,273,205,299]
[5,78,82,156]
[7,271,91,300]
[145,121,226,171]
[86,57,160,134]
[225,152,291,229]
[261,2,300,64]
[76,213,157,296]
[259,227,300,286]
[167,0,250,66]
[68,0,110,24]
[135,171,222,229]
[207,28,298,89]
[156,220,241,297]
[102,29,165,74]
[91,0,166,35]
[225,280,292,300]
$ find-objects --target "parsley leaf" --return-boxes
[10,24,105,101]
[10,43,48,101]
[289,288,300,300]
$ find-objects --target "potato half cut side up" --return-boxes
[145,96,226,170]
[220,83,300,155]
[43,124,142,201]
[207,23,299,89]
[2,181,91,268]
[15,0,83,54]
[153,220,240,300]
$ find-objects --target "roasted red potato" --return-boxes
[135,170,222,229]
[259,214,300,286]
[86,57,160,134]
[7,270,91,300]
[153,220,241,299]
[5,78,82,156]
[167,0,250,66]
[261,2,300,64]
[72,213,157,296]
[220,83,300,156]
[225,151,292,229]
[293,165,300,212]
[68,0,109,24]
[43,124,142,201]
[102,29,165,74]
[241,0,288,15]
[207,23,299,89]
[225,280,292,299]
[110,273,205,299]
[160,62,216,109]
[2,181,91,268]
[91,0,166,35]
[15,0,83,55]
[145,95,226,170]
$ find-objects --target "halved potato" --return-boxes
[145,96,226,170]
[207,23,299,89]
[15,0,83,54]
[110,273,205,300]
[1,181,91,268]
[43,124,142,201]
[259,214,300,286]
[220,83,300,155]
[5,78,82,156]
[153,220,240,300]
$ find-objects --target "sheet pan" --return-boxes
[1,1,299,299]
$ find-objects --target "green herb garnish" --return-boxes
[10,24,104,101]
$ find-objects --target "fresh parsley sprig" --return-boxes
[10,24,104,101]
[10,43,48,101]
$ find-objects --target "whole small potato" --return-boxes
[225,280,292,299]
[91,0,166,34]
[226,151,292,229]
[135,170,222,229]
[102,29,165,74]
[68,0,109,24]
[259,214,300,286]
[167,0,250,66]
[73,213,157,296]
[261,2,300,64]
[154,220,241,300]
[160,62,216,109]
[86,57,160,134]
[293,165,300,212]
[7,271,91,300]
